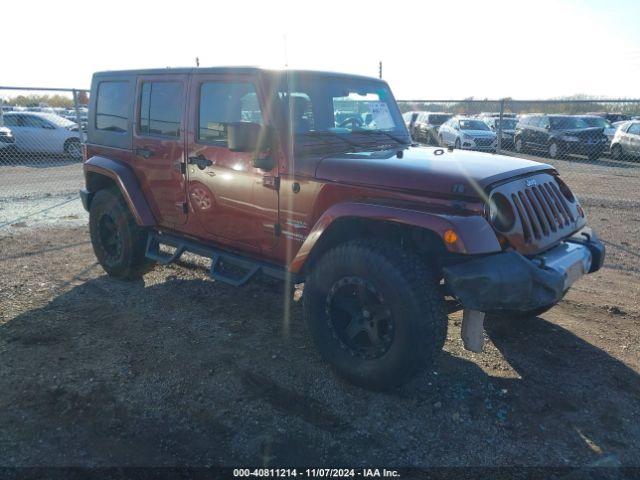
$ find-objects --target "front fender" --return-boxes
[83,156,156,227]
[288,202,501,274]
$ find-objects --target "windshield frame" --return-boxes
[276,72,411,153]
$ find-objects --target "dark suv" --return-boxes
[411,112,452,145]
[80,67,604,390]
[514,114,608,160]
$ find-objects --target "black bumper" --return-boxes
[442,227,605,313]
[79,189,93,212]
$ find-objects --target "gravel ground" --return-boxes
[0,150,639,471]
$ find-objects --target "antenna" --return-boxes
[283,35,289,68]
[195,57,200,67]
[379,61,382,79]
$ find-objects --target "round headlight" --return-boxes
[489,193,516,232]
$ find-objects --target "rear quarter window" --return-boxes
[96,81,129,133]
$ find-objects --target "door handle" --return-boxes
[135,147,154,159]
[188,155,213,170]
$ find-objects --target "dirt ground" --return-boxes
[1,150,639,472]
[1,223,639,470]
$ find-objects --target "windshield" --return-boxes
[427,114,451,126]
[550,116,589,130]
[40,113,76,128]
[581,117,612,129]
[278,74,409,150]
[497,118,518,130]
[459,119,490,131]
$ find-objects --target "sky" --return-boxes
[2,0,639,100]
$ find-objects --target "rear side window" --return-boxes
[628,123,640,135]
[198,82,263,144]
[96,81,129,133]
[138,82,183,138]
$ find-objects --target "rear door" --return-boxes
[131,75,189,227]
[185,74,279,253]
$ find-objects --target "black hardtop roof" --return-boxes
[92,67,385,83]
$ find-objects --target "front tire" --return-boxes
[303,240,447,390]
[454,138,461,149]
[64,138,82,160]
[89,189,155,279]
[548,141,562,159]
[611,144,623,160]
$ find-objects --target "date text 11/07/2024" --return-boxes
[232,468,401,478]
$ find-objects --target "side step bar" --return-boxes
[145,232,301,287]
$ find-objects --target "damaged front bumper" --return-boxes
[442,227,605,314]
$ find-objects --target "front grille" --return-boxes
[511,181,575,244]
[474,138,494,147]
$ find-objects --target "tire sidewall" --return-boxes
[89,190,142,277]
[305,244,444,388]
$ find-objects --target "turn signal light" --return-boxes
[444,229,458,244]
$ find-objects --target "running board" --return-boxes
[145,232,300,287]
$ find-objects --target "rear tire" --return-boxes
[89,188,155,279]
[303,240,447,390]
[611,144,623,161]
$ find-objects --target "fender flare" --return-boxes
[288,202,501,274]
[83,156,156,226]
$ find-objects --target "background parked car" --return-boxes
[482,117,519,149]
[610,120,640,161]
[514,114,608,160]
[2,112,83,159]
[0,125,15,154]
[438,117,497,152]
[402,111,420,133]
[586,112,631,123]
[578,115,617,151]
[412,112,452,145]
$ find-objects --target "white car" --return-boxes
[0,126,15,153]
[438,117,497,152]
[611,121,640,161]
[2,112,83,159]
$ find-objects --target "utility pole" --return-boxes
[379,61,383,79]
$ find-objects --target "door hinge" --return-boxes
[263,176,280,190]
[174,161,186,174]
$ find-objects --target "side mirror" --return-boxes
[545,124,551,130]
[253,155,275,171]
[227,122,264,152]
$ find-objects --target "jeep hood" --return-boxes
[315,146,553,199]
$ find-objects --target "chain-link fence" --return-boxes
[1,90,639,276]
[0,86,89,228]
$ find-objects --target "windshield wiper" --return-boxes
[352,129,410,146]
[299,131,361,149]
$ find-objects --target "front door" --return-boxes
[186,74,279,253]
[131,75,188,227]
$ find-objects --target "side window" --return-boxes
[3,115,19,127]
[628,123,640,135]
[138,81,183,138]
[22,115,48,128]
[539,117,550,129]
[96,81,129,133]
[198,81,263,144]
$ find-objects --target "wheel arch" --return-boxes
[289,202,501,275]
[83,156,156,227]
